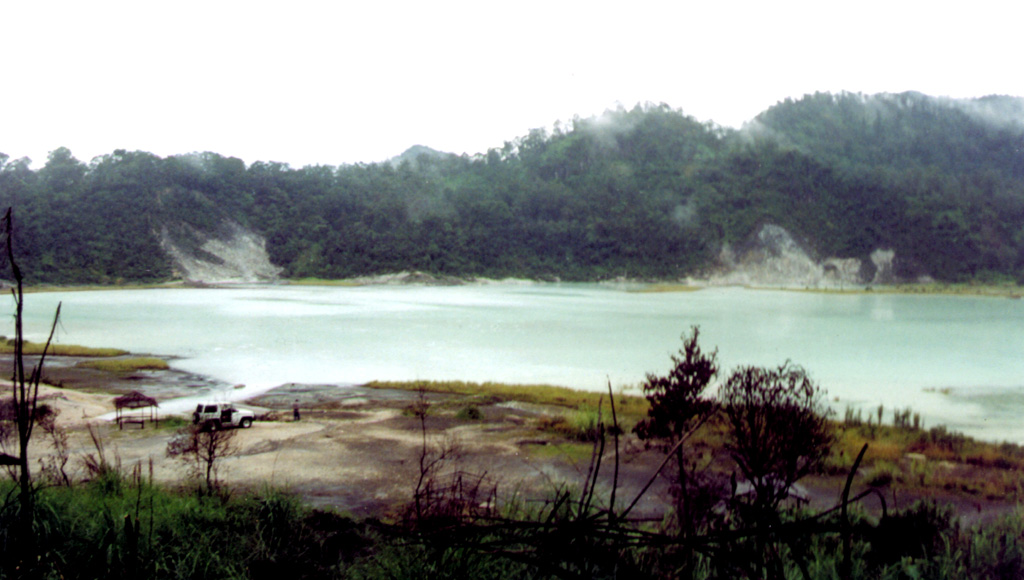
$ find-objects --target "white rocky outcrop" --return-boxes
[158,221,282,284]
[707,224,900,288]
[870,249,896,284]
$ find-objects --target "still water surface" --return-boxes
[11,284,1024,442]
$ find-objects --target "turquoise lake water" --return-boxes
[11,284,1024,442]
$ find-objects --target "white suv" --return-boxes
[192,403,255,430]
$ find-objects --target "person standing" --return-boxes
[293,400,301,421]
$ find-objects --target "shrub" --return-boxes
[721,362,834,514]
[865,461,898,487]
[456,405,483,420]
[868,500,958,569]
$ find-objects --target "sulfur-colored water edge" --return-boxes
[7,284,1024,443]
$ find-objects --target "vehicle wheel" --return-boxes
[240,417,253,429]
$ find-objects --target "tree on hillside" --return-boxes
[38,147,86,195]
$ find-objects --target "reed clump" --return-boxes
[831,403,1024,500]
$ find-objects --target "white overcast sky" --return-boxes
[2,0,1022,169]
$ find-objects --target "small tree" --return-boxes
[720,362,833,515]
[37,405,73,487]
[634,326,719,444]
[166,423,238,492]
[0,208,61,575]
[633,326,719,541]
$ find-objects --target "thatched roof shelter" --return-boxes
[114,391,159,429]
[115,391,158,409]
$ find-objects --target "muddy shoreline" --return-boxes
[7,355,1019,525]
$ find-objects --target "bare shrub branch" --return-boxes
[166,423,238,492]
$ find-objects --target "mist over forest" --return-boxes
[2,91,1023,285]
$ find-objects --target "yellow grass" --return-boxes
[828,422,1024,500]
[0,340,128,357]
[363,380,650,421]
[790,282,1024,298]
[285,278,362,286]
[628,284,703,293]
[22,282,182,293]
[75,357,169,372]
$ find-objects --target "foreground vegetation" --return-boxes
[3,385,1024,579]
[2,358,1024,578]
[2,475,1024,580]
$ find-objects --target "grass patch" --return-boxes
[286,277,362,286]
[523,439,597,463]
[75,357,169,372]
[536,406,614,442]
[156,415,190,430]
[0,338,128,357]
[791,281,1024,298]
[880,281,1024,297]
[628,283,702,293]
[364,380,649,422]
[21,281,180,293]
[826,420,1024,500]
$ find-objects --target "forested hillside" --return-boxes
[1,92,1023,284]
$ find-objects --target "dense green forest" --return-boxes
[2,91,1023,284]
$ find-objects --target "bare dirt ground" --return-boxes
[16,380,676,519]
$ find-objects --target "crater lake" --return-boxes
[10,284,1024,443]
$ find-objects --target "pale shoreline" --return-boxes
[22,356,1022,447]
[19,271,1024,299]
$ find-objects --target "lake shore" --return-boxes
[11,360,1021,526]
[17,271,1024,298]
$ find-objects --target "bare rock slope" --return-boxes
[709,224,900,287]
[158,221,282,284]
